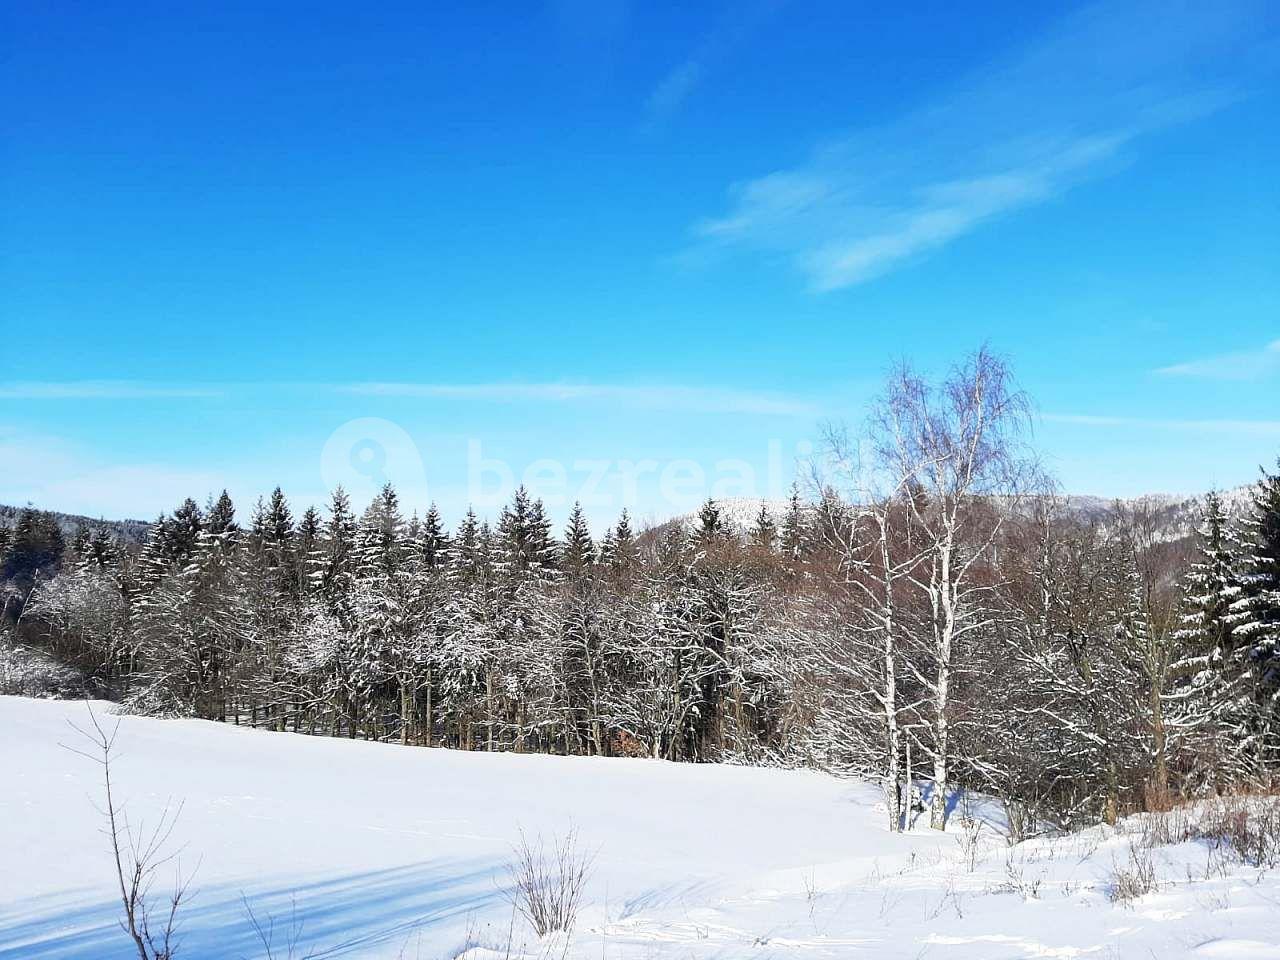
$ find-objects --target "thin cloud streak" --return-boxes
[1155,338,1280,380]
[640,0,782,133]
[0,381,224,400]
[338,382,819,417]
[691,0,1273,290]
[0,380,819,417]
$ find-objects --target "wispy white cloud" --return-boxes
[0,379,818,417]
[1042,412,1280,437]
[641,1,782,132]
[0,381,222,400]
[1155,338,1280,380]
[691,0,1272,290]
[338,382,818,417]
[643,61,704,127]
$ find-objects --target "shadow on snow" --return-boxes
[0,858,508,960]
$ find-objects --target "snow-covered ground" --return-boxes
[4,696,1280,960]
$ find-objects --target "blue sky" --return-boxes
[2,1,1278,528]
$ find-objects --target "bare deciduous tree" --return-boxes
[871,347,1037,830]
[63,706,195,960]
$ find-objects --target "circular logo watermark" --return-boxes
[320,418,429,507]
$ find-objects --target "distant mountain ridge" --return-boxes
[656,484,1258,543]
[0,482,1261,552]
[0,504,150,546]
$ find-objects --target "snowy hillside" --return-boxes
[5,697,1280,959]
[657,485,1258,542]
[0,504,149,546]
[657,496,796,536]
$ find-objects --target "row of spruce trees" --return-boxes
[3,352,1279,832]
[4,467,1277,826]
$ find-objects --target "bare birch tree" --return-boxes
[871,347,1036,830]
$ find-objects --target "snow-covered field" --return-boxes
[4,696,1280,960]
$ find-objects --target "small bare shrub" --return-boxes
[1135,804,1194,848]
[802,868,819,929]
[954,816,984,872]
[507,828,593,938]
[1198,795,1280,869]
[993,852,1042,900]
[243,895,315,960]
[1109,842,1158,906]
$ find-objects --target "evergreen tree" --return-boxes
[319,487,359,604]
[167,498,203,562]
[751,504,777,553]
[296,505,323,595]
[415,503,450,571]
[263,487,296,574]
[355,483,406,579]
[1228,463,1280,758]
[695,498,724,549]
[67,523,91,566]
[85,526,119,570]
[780,485,807,562]
[496,486,558,581]
[134,514,172,590]
[599,509,638,578]
[205,490,238,536]
[1172,491,1255,779]
[2,507,67,602]
[450,509,493,588]
[562,502,594,577]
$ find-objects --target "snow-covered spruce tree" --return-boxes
[597,509,638,580]
[495,486,559,581]
[317,486,359,607]
[750,503,777,555]
[205,489,238,538]
[134,496,251,718]
[1228,463,1280,765]
[355,483,406,581]
[444,510,499,749]
[295,504,322,597]
[779,484,809,578]
[695,498,725,550]
[2,507,66,609]
[1169,491,1256,784]
[561,502,594,578]
[414,503,450,572]
[559,504,610,754]
[240,489,300,728]
[66,523,91,568]
[167,497,203,564]
[340,483,417,740]
[83,526,120,572]
[132,514,172,593]
[492,488,562,752]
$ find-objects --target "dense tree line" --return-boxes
[4,349,1279,833]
